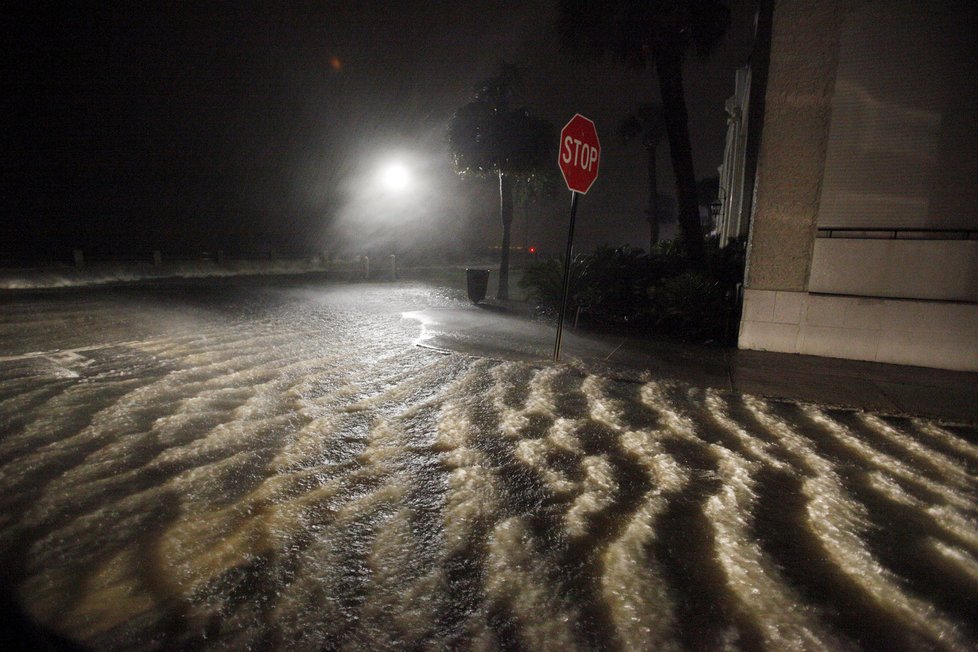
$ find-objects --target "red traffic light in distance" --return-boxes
[558,114,600,194]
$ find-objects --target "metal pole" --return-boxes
[553,192,579,362]
[392,222,399,280]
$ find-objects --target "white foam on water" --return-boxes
[857,414,978,493]
[515,438,577,496]
[337,352,458,414]
[3,291,978,649]
[18,490,167,637]
[444,460,497,554]
[358,418,406,467]
[578,376,690,649]
[741,397,832,476]
[564,455,617,539]
[0,259,330,290]
[599,491,679,651]
[547,417,587,455]
[910,418,978,464]
[803,470,968,649]
[356,507,445,650]
[150,387,255,440]
[706,446,847,651]
[265,481,410,650]
[497,367,592,497]
[484,517,583,651]
[804,407,975,513]
[272,417,358,474]
[929,539,978,586]
[866,471,978,551]
[147,378,412,604]
[602,442,687,650]
[162,469,406,599]
[435,368,502,553]
[0,385,55,421]
[745,398,969,649]
[492,364,560,439]
[0,377,146,480]
[704,390,788,470]
[581,375,625,431]
[51,547,160,641]
[640,382,699,443]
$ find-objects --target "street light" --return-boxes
[378,161,411,279]
[380,162,410,192]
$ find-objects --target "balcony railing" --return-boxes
[816,227,978,240]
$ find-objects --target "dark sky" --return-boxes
[2,2,756,260]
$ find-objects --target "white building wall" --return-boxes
[738,0,978,371]
[716,67,752,244]
[740,289,978,371]
[809,239,978,302]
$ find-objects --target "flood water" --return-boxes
[1,279,977,650]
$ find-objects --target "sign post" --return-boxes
[554,113,600,362]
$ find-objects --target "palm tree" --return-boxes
[448,64,555,299]
[557,0,731,270]
[619,103,666,251]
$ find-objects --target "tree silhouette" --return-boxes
[514,166,561,266]
[448,64,555,299]
[619,103,666,251]
[557,0,731,269]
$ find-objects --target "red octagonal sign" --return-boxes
[558,113,601,194]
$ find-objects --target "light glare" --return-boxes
[381,162,410,191]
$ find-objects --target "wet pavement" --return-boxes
[414,298,978,424]
[1,277,976,650]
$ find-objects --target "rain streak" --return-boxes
[1,281,977,650]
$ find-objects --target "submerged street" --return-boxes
[1,277,977,650]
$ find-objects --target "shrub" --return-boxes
[518,255,582,316]
[652,271,729,342]
[518,237,746,344]
[573,245,652,324]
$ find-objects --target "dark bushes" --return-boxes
[518,237,745,343]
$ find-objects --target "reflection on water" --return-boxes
[0,284,977,650]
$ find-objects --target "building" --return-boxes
[734,0,978,371]
[715,66,752,244]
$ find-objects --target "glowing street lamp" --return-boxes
[380,162,410,192]
[379,161,411,279]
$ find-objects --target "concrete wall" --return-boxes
[740,289,978,371]
[743,0,852,292]
[739,0,978,371]
[809,239,978,302]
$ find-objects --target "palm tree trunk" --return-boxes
[655,52,706,270]
[646,145,659,250]
[498,171,514,300]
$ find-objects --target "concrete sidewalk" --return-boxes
[407,299,978,424]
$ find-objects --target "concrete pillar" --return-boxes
[743,0,852,292]
[73,249,84,268]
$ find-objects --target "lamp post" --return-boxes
[379,161,410,280]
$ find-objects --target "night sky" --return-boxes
[2,2,756,262]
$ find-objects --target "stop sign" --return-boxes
[557,113,601,194]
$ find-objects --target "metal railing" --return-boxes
[816,227,978,240]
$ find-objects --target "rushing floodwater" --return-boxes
[0,279,976,651]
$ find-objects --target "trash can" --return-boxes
[465,268,491,304]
